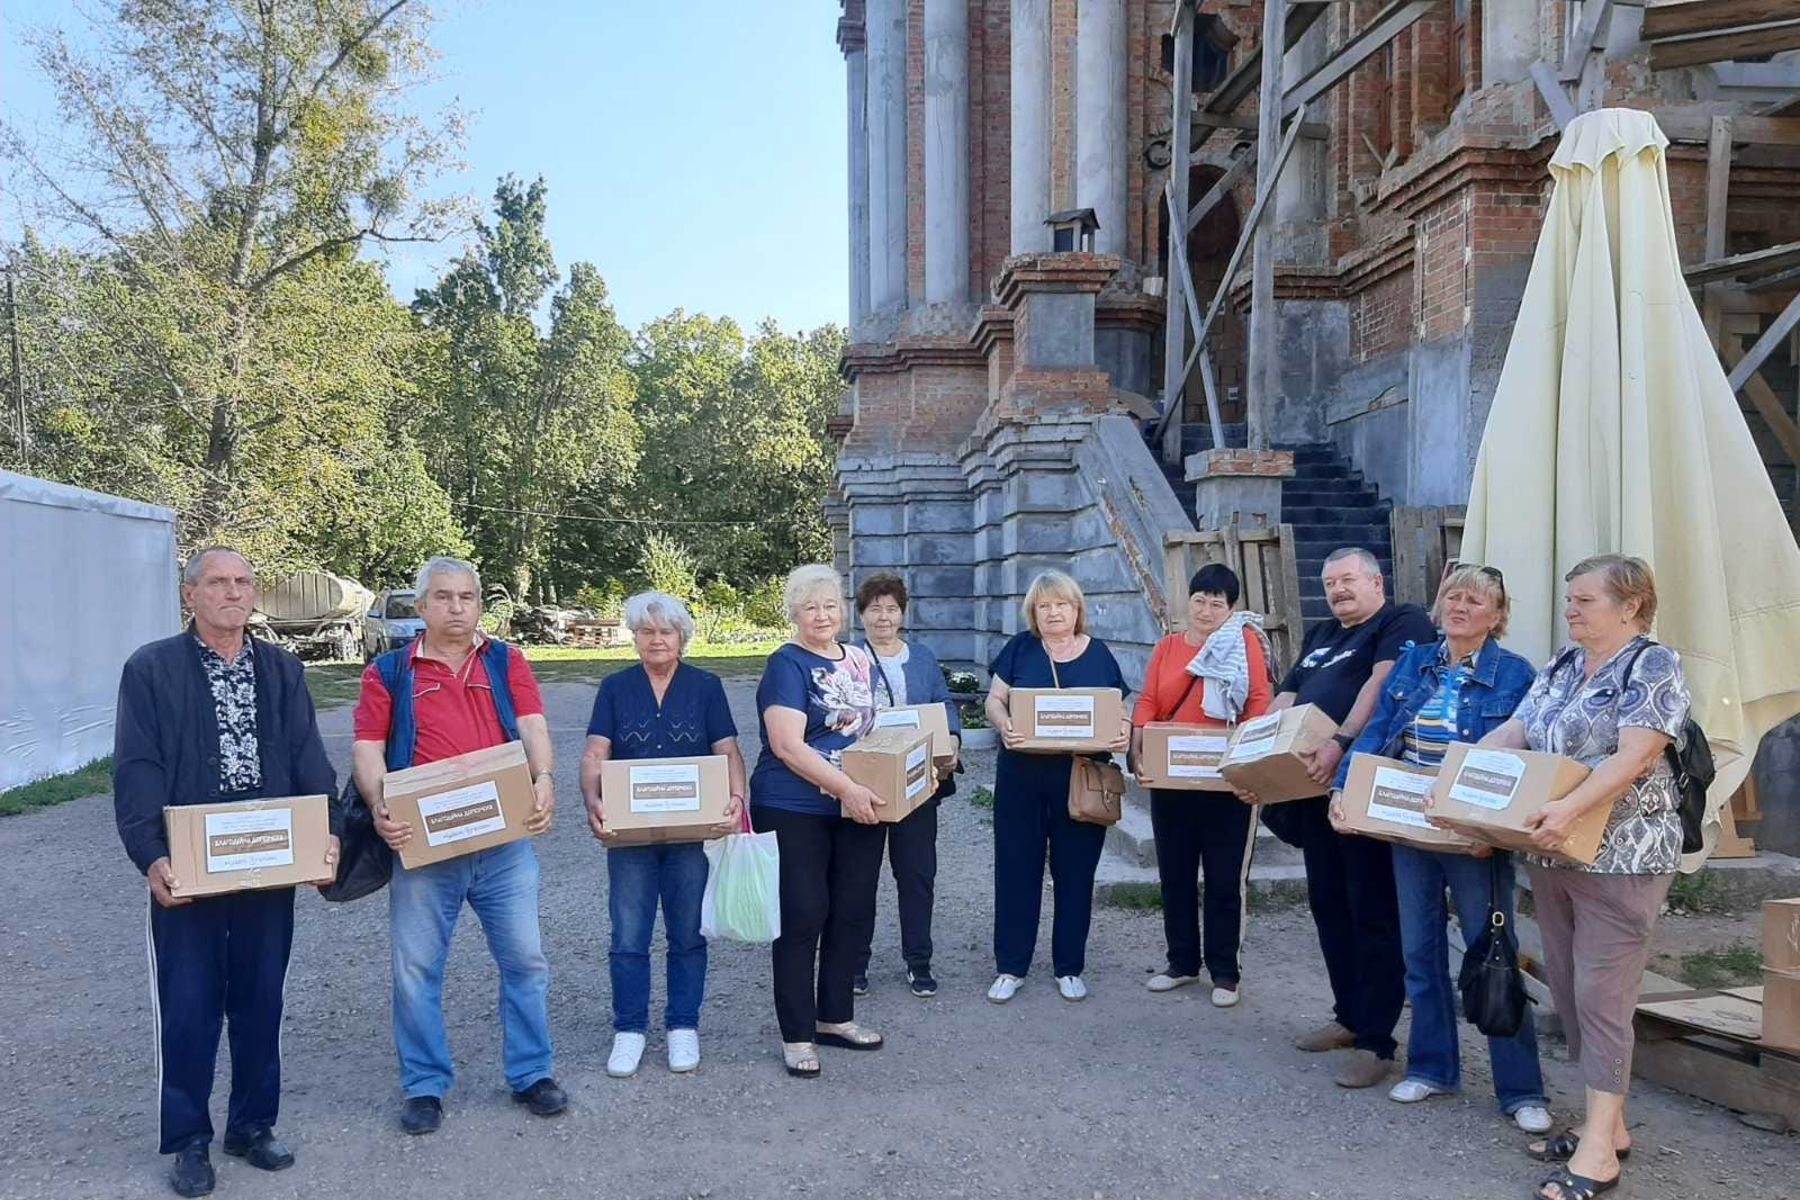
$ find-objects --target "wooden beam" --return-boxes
[1728,289,1800,393]
[1186,149,1255,236]
[1163,179,1226,451]
[1656,113,1800,145]
[1721,336,1800,465]
[1642,0,1800,41]
[1190,109,1327,142]
[1530,60,1578,131]
[1685,239,1800,286]
[1649,19,1800,70]
[1703,116,1732,346]
[1248,0,1289,451]
[1159,1,1196,466]
[1561,0,1615,83]
[1281,0,1439,120]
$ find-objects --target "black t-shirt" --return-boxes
[1279,602,1436,725]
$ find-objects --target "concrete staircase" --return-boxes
[1279,443,1395,626]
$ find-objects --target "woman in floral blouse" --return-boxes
[1466,555,1690,1200]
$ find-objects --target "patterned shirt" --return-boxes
[1512,636,1690,875]
[195,635,262,792]
[1399,645,1474,769]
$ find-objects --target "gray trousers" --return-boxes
[1528,864,1673,1095]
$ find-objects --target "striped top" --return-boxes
[1398,646,1476,768]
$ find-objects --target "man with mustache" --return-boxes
[114,547,339,1197]
[1237,547,1433,1090]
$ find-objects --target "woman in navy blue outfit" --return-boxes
[983,570,1130,1004]
[578,592,747,1080]
[851,572,961,999]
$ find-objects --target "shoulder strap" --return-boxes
[1043,639,1062,690]
[480,639,522,742]
[1549,645,1582,683]
[1164,673,1204,723]
[1616,638,1653,691]
[376,648,414,771]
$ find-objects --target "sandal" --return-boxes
[815,1021,884,1051]
[1527,1134,1631,1164]
[1535,1168,1619,1200]
[781,1041,821,1078]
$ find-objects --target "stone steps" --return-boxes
[1095,780,1311,906]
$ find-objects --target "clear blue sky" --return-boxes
[0,0,849,334]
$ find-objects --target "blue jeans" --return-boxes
[607,842,709,1033]
[389,840,553,1099]
[1391,844,1547,1113]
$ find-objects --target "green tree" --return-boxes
[1,0,463,557]
[412,177,640,601]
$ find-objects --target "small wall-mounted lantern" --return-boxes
[1045,208,1099,253]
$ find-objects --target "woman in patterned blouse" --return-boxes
[1465,555,1691,1200]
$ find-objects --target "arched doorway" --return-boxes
[1158,162,1248,427]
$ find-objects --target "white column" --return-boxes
[866,0,908,312]
[1010,0,1051,254]
[845,33,871,331]
[1075,0,1127,256]
[924,0,970,304]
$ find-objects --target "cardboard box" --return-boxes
[1764,968,1800,1051]
[166,794,335,898]
[1430,743,1598,864]
[382,740,538,869]
[872,703,958,763]
[1333,754,1481,853]
[842,727,936,823]
[1765,898,1800,973]
[1217,704,1339,804]
[1007,687,1125,754]
[599,755,733,846]
[1137,723,1234,792]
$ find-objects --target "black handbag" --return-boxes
[1458,859,1530,1037]
[318,776,393,902]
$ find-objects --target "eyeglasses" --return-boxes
[1443,560,1505,593]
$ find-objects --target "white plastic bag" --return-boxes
[700,830,782,944]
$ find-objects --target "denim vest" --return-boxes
[375,638,522,770]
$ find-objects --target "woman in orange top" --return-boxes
[1127,563,1274,1008]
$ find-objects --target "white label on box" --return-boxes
[1167,734,1228,779]
[204,808,295,873]
[875,709,922,730]
[1448,750,1526,810]
[1033,695,1096,739]
[1366,767,1435,830]
[1227,712,1283,762]
[904,743,932,800]
[627,764,703,813]
[417,780,507,846]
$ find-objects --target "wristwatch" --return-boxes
[1332,733,1356,751]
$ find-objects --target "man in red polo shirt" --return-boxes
[351,556,565,1135]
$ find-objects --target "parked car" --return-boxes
[363,589,423,661]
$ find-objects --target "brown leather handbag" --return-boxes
[1068,756,1126,826]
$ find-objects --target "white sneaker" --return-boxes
[1513,1105,1554,1134]
[1388,1078,1444,1104]
[987,974,1022,1004]
[1211,984,1241,1008]
[606,1032,646,1078]
[667,1029,700,1074]
[1146,972,1199,993]
[1057,975,1089,1001]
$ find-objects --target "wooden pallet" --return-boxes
[1634,987,1800,1129]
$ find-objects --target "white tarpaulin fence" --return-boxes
[1,472,179,791]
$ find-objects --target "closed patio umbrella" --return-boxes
[1461,108,1800,862]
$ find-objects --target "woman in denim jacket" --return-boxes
[1329,563,1550,1133]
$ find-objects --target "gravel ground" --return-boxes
[1,677,1795,1200]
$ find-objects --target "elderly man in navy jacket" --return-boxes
[113,547,338,1198]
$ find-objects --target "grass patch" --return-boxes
[306,641,780,709]
[1666,869,1732,916]
[968,785,995,811]
[1102,883,1164,911]
[1,757,113,816]
[1674,942,1765,990]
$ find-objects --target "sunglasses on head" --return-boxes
[1443,560,1505,591]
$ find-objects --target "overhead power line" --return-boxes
[456,499,762,528]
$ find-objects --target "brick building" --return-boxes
[828,1,1800,846]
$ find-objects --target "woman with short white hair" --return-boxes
[983,570,1129,1003]
[749,564,887,1078]
[579,591,747,1078]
